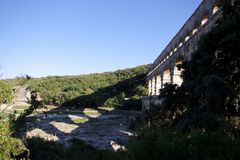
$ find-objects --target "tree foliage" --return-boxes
[15,90,44,124]
[0,120,29,160]
[0,81,13,104]
[180,0,240,116]
[16,65,150,109]
[126,127,240,160]
[63,73,147,110]
[146,0,240,131]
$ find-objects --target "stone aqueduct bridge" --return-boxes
[143,0,222,109]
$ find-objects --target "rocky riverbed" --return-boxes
[20,109,140,151]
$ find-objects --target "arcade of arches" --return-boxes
[148,59,183,96]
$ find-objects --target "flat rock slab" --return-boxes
[21,110,140,151]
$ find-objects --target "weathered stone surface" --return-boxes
[21,110,140,151]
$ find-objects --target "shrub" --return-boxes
[65,139,102,160]
[26,138,124,160]
[0,120,29,160]
[26,137,65,160]
[126,126,240,160]
[0,81,13,104]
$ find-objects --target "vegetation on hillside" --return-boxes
[63,73,147,109]
[0,81,13,104]
[24,65,149,109]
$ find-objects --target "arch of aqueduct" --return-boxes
[143,0,222,110]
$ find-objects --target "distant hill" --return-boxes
[10,64,150,110]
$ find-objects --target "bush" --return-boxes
[126,126,240,160]
[26,138,124,160]
[26,137,65,160]
[0,81,13,104]
[65,139,102,160]
[0,120,29,160]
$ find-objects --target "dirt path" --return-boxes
[21,109,140,151]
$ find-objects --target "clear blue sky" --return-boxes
[0,0,202,79]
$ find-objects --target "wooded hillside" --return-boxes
[9,64,150,110]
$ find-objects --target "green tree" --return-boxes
[20,64,150,109]
[181,0,240,116]
[0,120,29,159]
[0,81,13,104]
[147,0,240,131]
